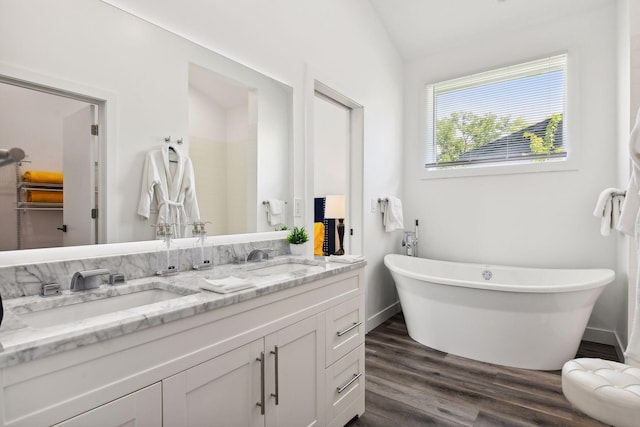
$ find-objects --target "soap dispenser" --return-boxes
[155,222,179,276]
[191,221,213,270]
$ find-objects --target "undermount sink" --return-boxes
[15,285,194,328]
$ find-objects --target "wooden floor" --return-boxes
[347,313,619,427]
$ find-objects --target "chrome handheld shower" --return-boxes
[0,147,26,168]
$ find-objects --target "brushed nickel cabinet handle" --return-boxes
[337,321,362,337]
[270,346,279,405]
[256,352,265,415]
[337,372,363,394]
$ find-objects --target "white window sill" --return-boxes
[420,156,579,180]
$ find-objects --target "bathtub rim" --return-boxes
[383,253,615,294]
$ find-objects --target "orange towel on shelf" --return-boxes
[27,190,63,203]
[314,222,325,256]
[22,170,64,184]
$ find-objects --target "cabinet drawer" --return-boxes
[325,344,364,423]
[325,296,364,367]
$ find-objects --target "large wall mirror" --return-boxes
[0,0,293,252]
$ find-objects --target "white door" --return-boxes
[62,105,96,246]
[52,383,162,427]
[163,339,264,427]
[265,315,324,427]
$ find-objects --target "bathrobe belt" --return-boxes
[158,199,187,236]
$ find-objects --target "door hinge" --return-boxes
[91,124,99,136]
[91,208,98,219]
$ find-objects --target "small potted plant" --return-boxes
[286,226,309,256]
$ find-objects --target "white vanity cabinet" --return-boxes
[0,267,365,427]
[163,314,324,427]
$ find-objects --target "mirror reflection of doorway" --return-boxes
[0,80,100,251]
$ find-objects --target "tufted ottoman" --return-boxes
[562,358,640,427]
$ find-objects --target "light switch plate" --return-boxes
[294,198,303,217]
[370,199,377,213]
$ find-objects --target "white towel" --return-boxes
[199,277,255,293]
[593,188,625,236]
[267,199,285,226]
[381,196,404,232]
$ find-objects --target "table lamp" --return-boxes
[325,194,345,255]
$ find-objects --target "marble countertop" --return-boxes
[0,256,366,368]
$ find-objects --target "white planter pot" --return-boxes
[289,243,307,256]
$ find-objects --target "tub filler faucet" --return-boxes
[402,219,419,257]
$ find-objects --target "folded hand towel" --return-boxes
[328,254,365,264]
[199,276,255,294]
[27,190,63,203]
[22,170,64,184]
[382,196,404,232]
[593,188,624,236]
[267,199,285,226]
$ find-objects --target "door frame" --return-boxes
[304,66,364,257]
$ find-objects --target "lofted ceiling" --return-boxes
[368,0,614,60]
[103,0,613,63]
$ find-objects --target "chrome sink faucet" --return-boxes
[246,249,269,263]
[70,269,111,292]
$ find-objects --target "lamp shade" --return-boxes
[325,194,345,219]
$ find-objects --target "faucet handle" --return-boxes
[109,273,126,285]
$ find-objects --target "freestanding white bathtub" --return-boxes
[383,254,615,370]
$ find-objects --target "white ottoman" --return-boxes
[562,358,640,427]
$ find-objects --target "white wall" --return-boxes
[1,0,404,330]
[188,86,228,236]
[226,105,250,234]
[255,83,290,232]
[313,95,348,197]
[405,2,624,338]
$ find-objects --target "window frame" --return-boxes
[420,53,578,180]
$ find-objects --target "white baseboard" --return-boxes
[366,301,401,333]
[583,327,625,362]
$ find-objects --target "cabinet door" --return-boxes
[265,314,324,427]
[163,339,264,427]
[52,383,161,427]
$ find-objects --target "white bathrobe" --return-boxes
[137,146,200,238]
[620,108,640,366]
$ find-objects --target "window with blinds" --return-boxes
[425,54,567,169]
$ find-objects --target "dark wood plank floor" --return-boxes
[348,313,619,427]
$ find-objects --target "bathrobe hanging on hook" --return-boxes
[137,145,200,238]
